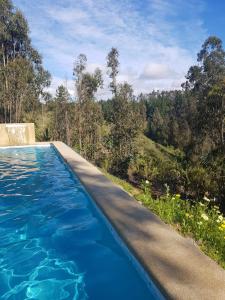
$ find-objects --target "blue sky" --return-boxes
[13,0,225,98]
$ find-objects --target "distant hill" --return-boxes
[135,134,183,162]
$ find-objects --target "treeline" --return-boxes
[43,49,145,177]
[39,37,225,210]
[1,0,225,210]
[145,36,225,160]
[0,0,50,123]
[142,37,225,207]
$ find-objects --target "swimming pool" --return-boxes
[0,145,163,300]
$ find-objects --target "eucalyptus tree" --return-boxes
[106,48,143,174]
[110,82,143,175]
[207,79,225,146]
[107,47,119,95]
[0,0,50,123]
[52,85,72,146]
[73,54,103,160]
[183,36,225,151]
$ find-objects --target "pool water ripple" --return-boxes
[0,146,161,300]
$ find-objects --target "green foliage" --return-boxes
[138,37,225,208]
[102,170,140,196]
[73,53,104,161]
[104,173,225,269]
[137,190,225,269]
[1,2,225,268]
[35,115,52,141]
[126,134,185,196]
[109,83,142,175]
[107,47,119,94]
[105,49,144,176]
[186,166,214,198]
[144,37,225,160]
[0,0,50,123]
[129,155,185,195]
[185,36,225,151]
[52,85,72,145]
[136,134,183,160]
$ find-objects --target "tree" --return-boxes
[183,36,225,153]
[107,47,119,95]
[148,107,169,145]
[106,48,144,175]
[52,85,72,145]
[184,36,225,91]
[110,82,143,175]
[0,0,50,123]
[73,54,104,161]
[207,79,225,145]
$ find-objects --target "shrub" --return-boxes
[137,182,225,268]
[186,166,213,198]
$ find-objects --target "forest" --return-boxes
[1,0,225,266]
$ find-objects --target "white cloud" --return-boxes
[47,8,88,23]
[140,63,178,80]
[14,0,208,98]
[48,77,74,97]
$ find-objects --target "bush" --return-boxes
[186,166,214,198]
[127,154,159,183]
[127,154,185,195]
[104,171,225,269]
[156,160,185,193]
[136,184,225,268]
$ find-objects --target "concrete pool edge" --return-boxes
[51,141,225,300]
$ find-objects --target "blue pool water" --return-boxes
[0,145,162,300]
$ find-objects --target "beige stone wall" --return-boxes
[0,123,35,146]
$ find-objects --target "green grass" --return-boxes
[103,171,225,269]
[136,134,183,162]
[101,170,140,196]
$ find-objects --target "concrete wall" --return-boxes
[0,123,35,146]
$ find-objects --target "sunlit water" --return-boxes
[0,146,162,300]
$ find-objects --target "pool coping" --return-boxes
[38,142,225,299]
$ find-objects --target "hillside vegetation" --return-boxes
[1,0,225,208]
[136,134,181,161]
[103,172,225,269]
[1,0,225,267]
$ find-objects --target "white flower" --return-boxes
[145,180,150,184]
[203,196,210,202]
[201,213,209,221]
[218,215,224,222]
